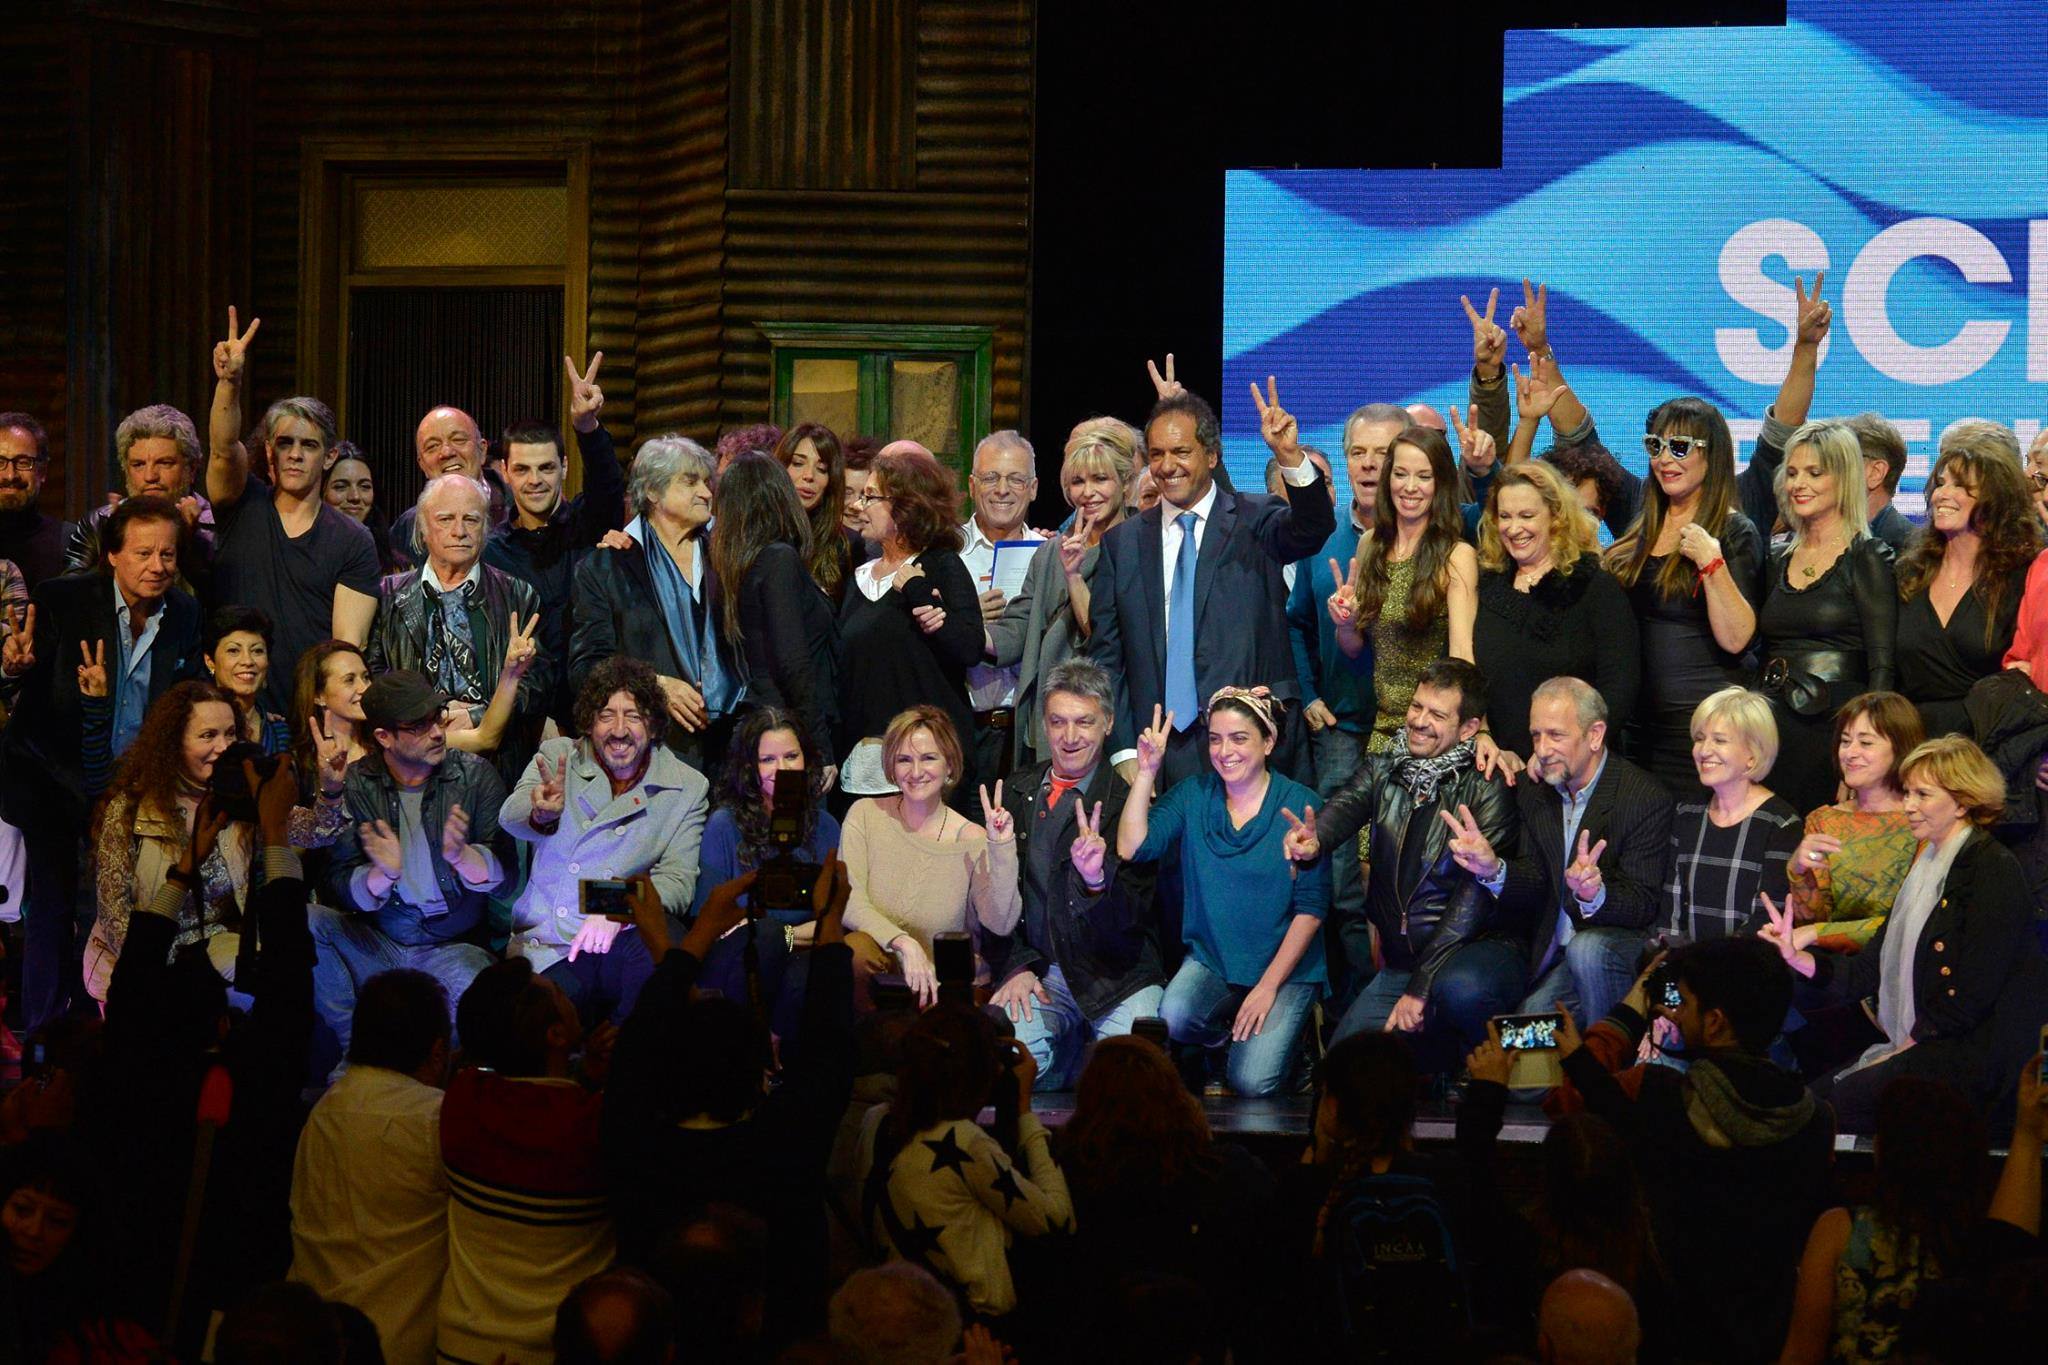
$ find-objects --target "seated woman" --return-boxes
[855,1001,1072,1320]
[694,706,843,1033]
[1119,688,1329,1097]
[1761,735,2048,1131]
[840,706,1021,1006]
[1663,686,1802,942]
[284,639,376,853]
[1056,1036,1275,1358]
[1785,692,1923,953]
[82,681,250,1005]
[202,605,291,754]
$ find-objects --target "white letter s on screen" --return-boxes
[1717,219,1831,385]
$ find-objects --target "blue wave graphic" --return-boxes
[1223,0,2048,507]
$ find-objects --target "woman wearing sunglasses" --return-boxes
[1602,280,1831,794]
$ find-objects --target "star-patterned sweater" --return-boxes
[858,1108,1073,1315]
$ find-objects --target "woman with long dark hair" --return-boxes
[771,422,861,603]
[1604,396,1766,791]
[693,707,842,1028]
[855,1001,1071,1319]
[711,451,841,777]
[322,440,406,573]
[1058,1036,1274,1356]
[836,446,986,808]
[82,680,248,1005]
[1778,1078,1989,1364]
[1331,426,1478,753]
[1754,419,1899,812]
[1893,423,2042,738]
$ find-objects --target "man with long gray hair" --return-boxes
[569,433,745,774]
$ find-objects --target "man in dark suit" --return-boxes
[1440,675,1672,1027]
[1,495,202,1029]
[983,658,1163,1088]
[568,435,742,777]
[1090,384,1334,790]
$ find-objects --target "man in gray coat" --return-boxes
[500,655,709,1026]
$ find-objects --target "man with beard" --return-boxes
[498,655,709,1027]
[1282,658,1523,1067]
[0,412,68,587]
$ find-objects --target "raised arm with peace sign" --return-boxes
[212,305,262,385]
[1249,376,1303,466]
[1146,353,1184,401]
[977,779,1015,844]
[1461,287,1506,380]
[1,604,35,678]
[564,352,606,434]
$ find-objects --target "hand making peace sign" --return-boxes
[1757,892,1819,978]
[1448,403,1496,472]
[1793,270,1832,350]
[1325,555,1359,630]
[978,780,1014,844]
[564,352,606,433]
[1461,287,1506,377]
[1135,704,1174,779]
[1509,277,1548,355]
[1250,376,1301,464]
[1070,800,1108,887]
[213,305,261,384]
[76,640,108,699]
[1280,805,1321,864]
[1564,828,1607,904]
[0,605,32,677]
[502,613,541,680]
[1146,352,1184,400]
[1437,803,1502,880]
[531,751,570,821]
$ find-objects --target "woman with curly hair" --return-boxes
[1058,1036,1275,1356]
[836,445,985,809]
[771,422,862,604]
[81,680,248,1005]
[1894,423,2042,737]
[1472,459,1638,757]
[692,707,842,1029]
[1330,426,1478,753]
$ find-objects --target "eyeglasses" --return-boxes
[854,489,891,506]
[973,473,1034,492]
[1643,434,1709,462]
[0,456,46,475]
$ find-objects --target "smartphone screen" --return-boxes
[1494,1013,1563,1051]
[1661,980,1683,1010]
[580,878,634,916]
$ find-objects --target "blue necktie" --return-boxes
[1166,511,1199,730]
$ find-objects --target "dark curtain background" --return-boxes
[345,286,564,520]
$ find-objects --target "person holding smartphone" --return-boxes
[499,656,708,1027]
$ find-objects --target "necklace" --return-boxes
[1799,533,1845,579]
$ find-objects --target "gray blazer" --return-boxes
[499,735,709,971]
[986,535,1098,769]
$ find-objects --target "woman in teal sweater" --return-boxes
[1118,686,1329,1096]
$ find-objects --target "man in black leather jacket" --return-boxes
[1284,658,1524,1067]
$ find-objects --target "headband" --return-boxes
[1207,684,1277,732]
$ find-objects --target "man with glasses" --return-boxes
[317,670,509,1063]
[0,413,68,588]
[959,430,1045,784]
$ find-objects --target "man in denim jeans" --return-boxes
[316,670,507,1060]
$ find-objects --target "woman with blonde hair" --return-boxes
[1762,735,2048,1129]
[1754,419,1899,812]
[1472,459,1638,758]
[986,420,1136,769]
[1663,686,1801,942]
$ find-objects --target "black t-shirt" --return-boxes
[212,477,380,709]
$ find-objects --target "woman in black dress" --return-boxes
[1893,422,2041,737]
[1603,397,1765,791]
[710,451,842,782]
[1473,460,1637,757]
[836,445,985,814]
[1755,419,1898,812]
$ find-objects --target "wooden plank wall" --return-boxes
[3,0,1032,501]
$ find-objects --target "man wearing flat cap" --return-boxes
[315,669,509,1058]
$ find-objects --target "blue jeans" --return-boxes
[1159,956,1319,1097]
[1310,725,1373,1011]
[1332,938,1527,1071]
[1517,926,1646,1028]
[309,903,494,1062]
[1008,965,1165,1090]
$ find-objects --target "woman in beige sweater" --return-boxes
[842,705,1021,1005]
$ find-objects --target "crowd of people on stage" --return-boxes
[0,273,2045,1362]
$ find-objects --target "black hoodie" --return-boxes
[1563,1003,1836,1365]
